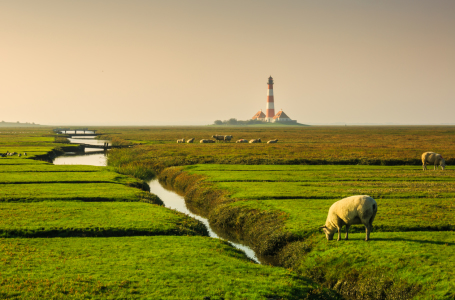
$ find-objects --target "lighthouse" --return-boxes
[251,76,297,123]
[266,76,275,122]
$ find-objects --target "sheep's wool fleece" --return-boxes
[327,195,376,226]
[422,152,444,164]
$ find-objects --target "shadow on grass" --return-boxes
[340,236,455,246]
[373,236,455,246]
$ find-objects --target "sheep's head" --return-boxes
[440,158,446,170]
[320,225,335,241]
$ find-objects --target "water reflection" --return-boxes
[68,137,110,150]
[53,152,107,166]
[148,179,260,263]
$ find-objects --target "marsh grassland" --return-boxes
[174,165,454,299]
[105,126,455,299]
[0,128,335,299]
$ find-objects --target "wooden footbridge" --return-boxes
[53,128,102,137]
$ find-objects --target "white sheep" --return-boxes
[186,138,195,143]
[200,139,215,143]
[176,138,185,143]
[267,139,278,144]
[236,139,248,143]
[224,135,233,142]
[212,135,225,142]
[422,152,446,171]
[249,138,262,143]
[320,195,377,241]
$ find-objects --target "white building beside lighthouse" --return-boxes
[252,76,297,123]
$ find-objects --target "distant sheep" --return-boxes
[422,152,446,171]
[224,135,233,142]
[176,138,185,143]
[249,138,262,143]
[200,139,215,143]
[320,195,377,241]
[267,139,278,144]
[236,139,248,143]
[186,138,195,143]
[212,135,225,142]
[24,153,27,156]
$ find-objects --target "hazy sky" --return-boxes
[1,1,454,125]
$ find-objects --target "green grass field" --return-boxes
[4,126,455,299]
[173,164,455,299]
[0,236,336,300]
[0,183,151,202]
[0,158,49,165]
[0,171,139,184]
[0,164,101,172]
[302,232,455,300]
[185,164,455,232]
[0,128,338,299]
[0,202,207,237]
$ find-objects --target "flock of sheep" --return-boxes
[176,135,278,144]
[321,151,446,242]
[176,135,448,242]
[0,151,26,158]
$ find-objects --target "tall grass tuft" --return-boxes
[54,136,70,143]
[107,148,155,179]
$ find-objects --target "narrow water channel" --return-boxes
[53,137,260,263]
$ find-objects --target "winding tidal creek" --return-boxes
[53,137,260,263]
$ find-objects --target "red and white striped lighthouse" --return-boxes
[266,76,275,121]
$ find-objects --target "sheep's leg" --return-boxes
[364,223,371,241]
[345,225,351,240]
[422,162,426,171]
[336,218,344,241]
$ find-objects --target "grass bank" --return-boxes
[0,236,338,300]
[0,201,207,238]
[158,164,455,299]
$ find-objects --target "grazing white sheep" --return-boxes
[212,135,225,142]
[422,152,446,171]
[224,135,233,142]
[186,138,195,143]
[236,139,248,143]
[320,195,377,241]
[200,139,215,143]
[249,138,262,143]
[176,138,185,143]
[267,139,278,144]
